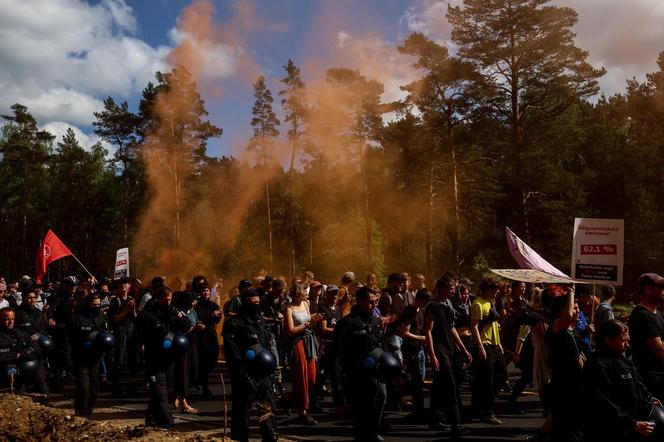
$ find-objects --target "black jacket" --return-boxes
[69,307,106,366]
[140,299,191,373]
[223,308,272,392]
[334,306,384,377]
[582,349,652,442]
[15,304,47,336]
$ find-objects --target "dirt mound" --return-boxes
[0,394,219,442]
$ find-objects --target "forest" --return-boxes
[1,0,662,292]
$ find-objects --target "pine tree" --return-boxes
[93,97,142,244]
[248,74,280,272]
[448,0,605,240]
[280,59,307,279]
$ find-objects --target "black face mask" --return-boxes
[86,306,101,316]
[241,302,260,316]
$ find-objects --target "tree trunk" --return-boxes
[265,177,273,273]
[426,154,434,279]
[362,145,373,272]
[123,161,129,245]
[448,121,461,272]
[288,132,297,282]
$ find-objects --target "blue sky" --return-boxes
[2,0,664,158]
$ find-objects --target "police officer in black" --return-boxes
[223,288,278,442]
[0,307,43,393]
[334,285,386,442]
[193,279,222,399]
[70,293,106,418]
[141,285,191,429]
[15,289,48,336]
[14,289,50,397]
[44,276,78,392]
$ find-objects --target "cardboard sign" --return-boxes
[571,218,624,285]
[114,247,130,279]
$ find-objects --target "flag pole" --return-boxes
[70,253,95,281]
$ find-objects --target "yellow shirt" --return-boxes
[471,297,501,346]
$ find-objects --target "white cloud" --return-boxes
[0,0,170,127]
[168,27,244,81]
[42,121,112,153]
[403,0,664,96]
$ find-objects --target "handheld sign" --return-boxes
[114,247,130,279]
[571,218,624,285]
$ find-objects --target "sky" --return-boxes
[1,0,663,158]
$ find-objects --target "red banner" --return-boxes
[35,230,73,282]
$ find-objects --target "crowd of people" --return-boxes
[0,269,663,442]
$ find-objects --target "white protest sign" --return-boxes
[114,247,130,279]
[571,218,624,285]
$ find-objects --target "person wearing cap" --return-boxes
[338,272,355,317]
[226,279,253,318]
[308,280,323,315]
[44,276,78,393]
[194,277,222,399]
[628,273,664,401]
[108,276,137,397]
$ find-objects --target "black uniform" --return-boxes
[15,303,47,336]
[195,298,221,395]
[140,299,191,428]
[334,306,386,442]
[582,349,653,442]
[69,306,106,418]
[0,327,46,393]
[14,304,50,396]
[223,306,278,442]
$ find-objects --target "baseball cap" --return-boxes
[326,284,339,293]
[637,273,664,290]
[309,280,322,289]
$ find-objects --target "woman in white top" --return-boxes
[285,282,322,425]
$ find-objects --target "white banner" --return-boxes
[114,247,130,279]
[571,218,624,285]
[490,269,582,284]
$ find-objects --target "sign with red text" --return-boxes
[114,247,130,279]
[571,218,624,285]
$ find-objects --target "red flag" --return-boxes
[35,230,73,283]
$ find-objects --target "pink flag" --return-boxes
[505,227,569,278]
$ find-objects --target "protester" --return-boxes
[595,284,616,327]
[108,276,137,397]
[628,273,664,401]
[582,319,658,441]
[285,282,321,424]
[194,278,222,399]
[546,286,584,441]
[426,276,472,437]
[470,275,506,425]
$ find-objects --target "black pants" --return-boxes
[510,340,534,404]
[311,343,344,406]
[146,370,175,428]
[430,353,461,425]
[230,375,278,442]
[52,331,75,389]
[74,362,100,418]
[110,324,137,384]
[403,349,425,414]
[347,375,386,442]
[471,344,507,416]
